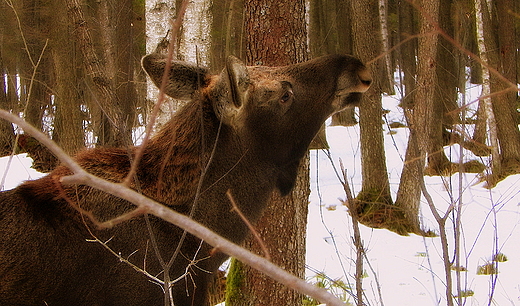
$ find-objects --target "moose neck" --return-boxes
[140,94,278,227]
[139,96,221,207]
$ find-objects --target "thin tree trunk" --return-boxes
[0,53,15,156]
[474,0,500,184]
[394,115,424,234]
[393,0,424,234]
[210,0,245,67]
[19,0,50,130]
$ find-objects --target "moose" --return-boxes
[0,53,371,305]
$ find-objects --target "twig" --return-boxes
[88,236,166,285]
[419,174,454,306]
[339,159,364,306]
[314,151,357,302]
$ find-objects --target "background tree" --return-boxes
[0,0,145,165]
[0,52,15,156]
[210,0,245,67]
[50,0,85,157]
[225,1,309,305]
[350,0,395,231]
[392,0,424,233]
[75,0,138,147]
[481,0,520,185]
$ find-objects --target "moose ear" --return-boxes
[212,56,250,124]
[142,53,209,100]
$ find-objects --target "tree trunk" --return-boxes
[0,50,15,156]
[486,0,520,184]
[394,0,440,234]
[350,0,394,231]
[19,0,51,130]
[0,91,15,157]
[413,0,440,160]
[51,0,84,157]
[393,0,423,234]
[0,0,18,155]
[424,0,462,176]
[394,114,424,234]
[226,1,309,305]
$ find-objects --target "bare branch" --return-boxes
[339,159,364,306]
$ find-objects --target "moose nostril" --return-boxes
[358,68,372,89]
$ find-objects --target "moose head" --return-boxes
[142,53,371,195]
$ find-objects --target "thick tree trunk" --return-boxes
[226,1,309,305]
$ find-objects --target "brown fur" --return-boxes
[0,54,370,306]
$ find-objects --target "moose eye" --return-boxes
[280,89,293,104]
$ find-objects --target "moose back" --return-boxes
[0,53,370,306]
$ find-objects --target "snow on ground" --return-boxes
[307,124,520,306]
[306,94,520,306]
[0,153,45,191]
[1,95,519,305]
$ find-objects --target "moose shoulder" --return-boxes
[0,54,370,306]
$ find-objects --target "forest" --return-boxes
[1,0,519,305]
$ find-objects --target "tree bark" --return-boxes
[51,0,84,157]
[413,0,439,158]
[226,1,309,305]
[350,0,394,231]
[486,0,520,184]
